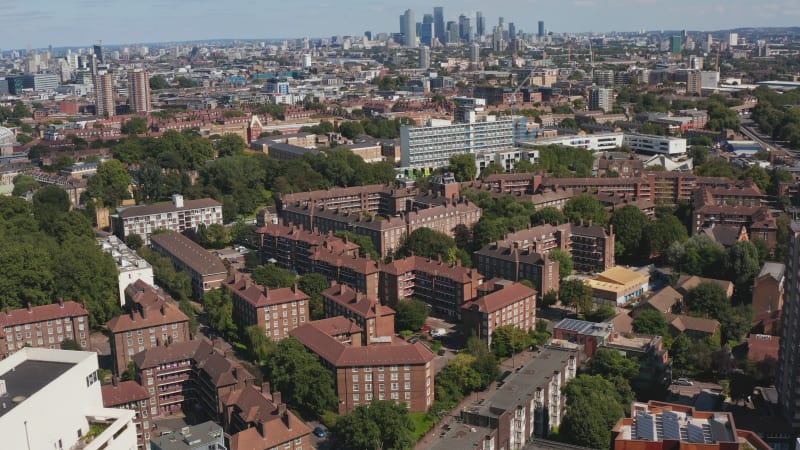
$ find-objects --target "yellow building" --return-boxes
[585,266,649,306]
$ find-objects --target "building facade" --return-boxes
[322,283,395,345]
[98,235,154,306]
[225,270,310,341]
[461,281,537,346]
[127,70,151,113]
[107,280,191,374]
[0,300,90,359]
[111,195,223,244]
[291,318,435,414]
[101,379,155,448]
[778,222,800,433]
[149,231,227,298]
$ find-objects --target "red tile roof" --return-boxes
[747,334,780,362]
[106,301,189,334]
[290,321,434,367]
[0,301,88,328]
[462,283,537,314]
[131,339,212,370]
[223,385,312,450]
[322,284,394,320]
[225,272,309,308]
[101,380,149,407]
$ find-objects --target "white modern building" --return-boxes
[110,194,223,244]
[0,348,137,450]
[400,116,514,172]
[520,132,687,156]
[98,235,154,306]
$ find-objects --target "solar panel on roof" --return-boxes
[662,411,681,440]
[636,411,655,441]
[687,423,705,443]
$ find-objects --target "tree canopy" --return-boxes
[86,159,133,207]
[449,154,477,181]
[394,299,429,332]
[335,400,416,450]
[564,194,608,227]
[561,375,629,450]
[548,249,574,281]
[610,205,649,261]
[633,309,671,336]
[264,337,338,417]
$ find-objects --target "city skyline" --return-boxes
[3,0,800,50]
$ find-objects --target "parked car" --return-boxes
[430,328,447,337]
[313,426,326,438]
[674,378,694,386]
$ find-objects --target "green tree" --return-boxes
[12,101,31,119]
[585,305,617,323]
[32,185,71,218]
[203,288,238,339]
[252,264,297,288]
[149,76,168,90]
[564,194,608,227]
[217,133,247,157]
[633,309,671,336]
[12,175,38,196]
[395,299,429,332]
[466,336,500,389]
[335,231,379,260]
[684,282,729,320]
[125,233,143,251]
[610,205,649,261]
[561,375,628,450]
[335,400,416,450]
[644,215,688,257]
[338,121,366,140]
[725,240,760,288]
[121,361,137,381]
[86,159,133,207]
[560,279,593,314]
[587,347,640,379]
[548,249,574,281]
[60,338,82,351]
[120,117,148,135]
[178,299,199,336]
[531,206,566,225]
[298,273,329,320]
[397,228,457,261]
[449,153,478,181]
[244,324,277,363]
[264,337,338,416]
[491,325,530,359]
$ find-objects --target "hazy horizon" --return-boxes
[3,0,800,50]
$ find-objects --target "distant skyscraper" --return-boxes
[364,31,372,41]
[458,15,472,41]
[470,42,480,63]
[508,23,516,40]
[419,46,430,69]
[95,71,114,117]
[127,70,151,113]
[671,35,682,54]
[420,22,435,47]
[538,21,545,38]
[446,21,459,44]
[93,44,103,64]
[401,9,416,48]
[434,7,445,45]
[728,32,738,47]
[476,12,485,37]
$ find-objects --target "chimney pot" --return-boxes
[273,390,282,405]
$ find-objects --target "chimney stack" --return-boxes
[273,390,282,406]
[262,381,270,394]
[58,298,64,308]
[26,302,32,313]
[112,376,119,387]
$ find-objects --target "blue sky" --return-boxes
[2,0,799,49]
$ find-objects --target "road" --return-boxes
[740,118,795,157]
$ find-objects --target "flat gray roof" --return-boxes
[0,359,75,418]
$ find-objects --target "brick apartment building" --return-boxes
[290,318,435,414]
[691,187,776,249]
[432,346,579,449]
[461,281,537,346]
[322,283,395,345]
[502,223,615,273]
[107,280,191,374]
[278,183,415,217]
[101,379,155,448]
[475,241,559,295]
[131,338,255,420]
[308,247,381,298]
[281,198,481,257]
[224,270,310,341]
[149,231,227,298]
[0,300,90,359]
[222,383,311,450]
[379,255,484,319]
[111,194,223,244]
[257,223,359,273]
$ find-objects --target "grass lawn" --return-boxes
[410,412,435,440]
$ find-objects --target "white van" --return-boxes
[430,328,447,337]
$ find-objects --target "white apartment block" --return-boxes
[0,348,137,450]
[400,117,514,171]
[98,235,154,306]
[110,194,223,244]
[521,132,687,156]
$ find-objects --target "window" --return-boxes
[353,384,359,391]
[378,374,384,382]
[391,373,398,381]
[352,393,360,402]
[405,382,411,390]
[404,373,411,380]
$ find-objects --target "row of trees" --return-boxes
[0,194,119,327]
[752,86,800,148]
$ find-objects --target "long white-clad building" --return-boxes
[0,348,137,450]
[98,235,154,306]
[400,116,515,172]
[520,132,687,156]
